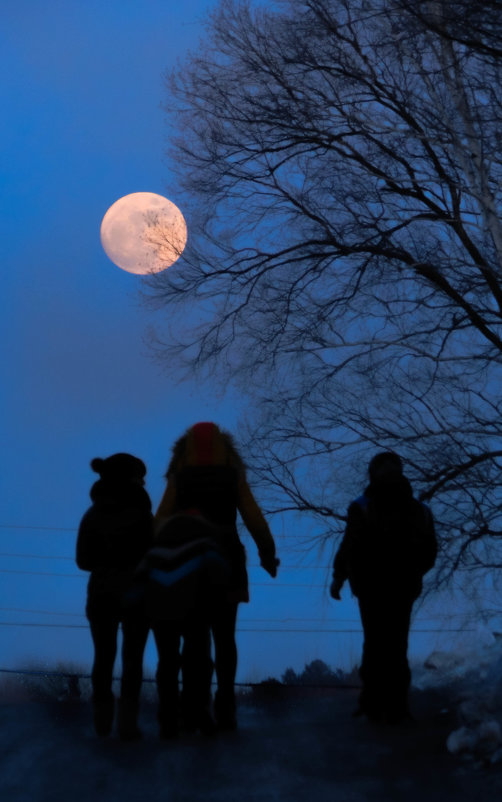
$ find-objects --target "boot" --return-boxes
[158,700,179,740]
[93,695,115,737]
[197,707,217,736]
[159,719,179,740]
[182,703,216,736]
[214,689,237,731]
[117,698,142,741]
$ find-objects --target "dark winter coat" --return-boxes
[157,464,275,603]
[136,511,233,623]
[76,479,154,617]
[333,476,437,600]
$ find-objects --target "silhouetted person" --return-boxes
[331,452,437,723]
[76,453,153,739]
[138,511,232,738]
[156,422,279,730]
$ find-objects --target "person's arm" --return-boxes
[75,510,99,571]
[330,534,349,600]
[330,502,363,599]
[236,475,279,577]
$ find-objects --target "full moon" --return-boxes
[100,192,187,274]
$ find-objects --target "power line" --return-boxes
[0,553,74,561]
[0,607,478,625]
[0,621,477,633]
[2,566,501,606]
[0,569,83,578]
[0,571,332,590]
[0,607,85,618]
[0,622,88,629]
[0,524,75,532]
[0,552,330,570]
[0,567,327,586]
[4,562,501,601]
[0,523,321,541]
[0,553,330,570]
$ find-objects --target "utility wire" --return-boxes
[0,523,321,543]
[4,565,501,599]
[0,553,75,561]
[0,607,86,617]
[0,569,83,578]
[0,621,477,633]
[0,572,329,589]
[0,567,327,586]
[0,607,475,623]
[0,524,75,532]
[0,552,328,569]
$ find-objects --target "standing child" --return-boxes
[139,511,232,738]
[76,453,153,739]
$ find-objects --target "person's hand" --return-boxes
[260,553,280,578]
[330,578,343,600]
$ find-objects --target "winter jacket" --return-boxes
[76,479,154,616]
[156,466,276,604]
[136,512,232,622]
[333,476,437,600]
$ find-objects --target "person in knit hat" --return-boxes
[155,422,279,731]
[76,453,153,739]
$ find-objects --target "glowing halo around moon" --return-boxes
[100,192,187,274]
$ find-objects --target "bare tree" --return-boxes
[152,0,502,588]
[394,0,502,61]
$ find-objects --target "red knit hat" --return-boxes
[189,422,217,464]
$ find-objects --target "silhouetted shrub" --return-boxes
[282,659,357,687]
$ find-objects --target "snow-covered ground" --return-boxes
[413,622,502,767]
[1,633,502,801]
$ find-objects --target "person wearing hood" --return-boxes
[155,422,279,731]
[76,453,153,739]
[330,451,437,723]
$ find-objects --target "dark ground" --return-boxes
[0,685,501,801]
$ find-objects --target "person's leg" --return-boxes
[153,623,182,738]
[181,617,214,733]
[120,615,149,700]
[382,597,413,722]
[88,611,119,735]
[117,615,150,740]
[211,602,239,729]
[357,597,384,721]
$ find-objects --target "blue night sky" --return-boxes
[1,0,453,681]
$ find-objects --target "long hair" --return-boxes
[166,422,245,477]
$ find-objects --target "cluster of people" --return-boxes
[77,425,437,740]
[76,422,279,740]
